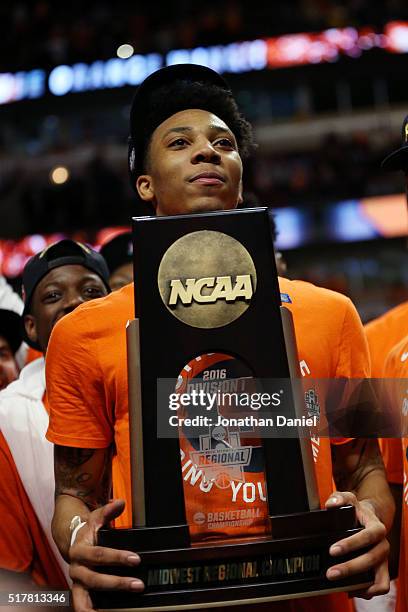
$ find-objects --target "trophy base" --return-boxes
[93,505,372,610]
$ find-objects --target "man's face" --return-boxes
[0,335,18,390]
[24,264,108,353]
[136,109,243,216]
[109,262,133,292]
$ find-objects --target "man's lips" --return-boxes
[188,172,225,185]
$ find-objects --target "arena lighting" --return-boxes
[0,19,408,105]
[50,166,70,184]
[26,234,47,252]
[167,39,267,73]
[117,44,134,59]
[48,53,162,96]
[326,194,408,242]
[0,69,45,104]
[385,20,408,52]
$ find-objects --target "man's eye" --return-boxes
[169,138,188,147]
[215,138,235,149]
[43,291,60,302]
[83,286,104,297]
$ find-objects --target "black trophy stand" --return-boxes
[93,208,371,610]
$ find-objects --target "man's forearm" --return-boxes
[352,468,395,532]
[52,494,91,561]
[332,439,395,532]
[52,445,113,561]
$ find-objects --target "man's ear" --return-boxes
[24,315,38,346]
[136,174,156,205]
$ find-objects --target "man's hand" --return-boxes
[325,491,389,599]
[51,446,144,611]
[69,499,144,612]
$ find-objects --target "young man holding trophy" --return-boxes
[45,64,393,612]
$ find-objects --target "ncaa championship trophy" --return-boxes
[93,207,371,610]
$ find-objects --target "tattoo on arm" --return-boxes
[54,445,113,510]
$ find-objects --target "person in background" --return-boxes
[0,308,21,390]
[0,276,23,314]
[382,339,408,612]
[363,116,408,612]
[0,275,29,370]
[100,232,133,291]
[0,240,110,589]
[365,115,408,381]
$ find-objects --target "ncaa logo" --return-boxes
[157,230,257,329]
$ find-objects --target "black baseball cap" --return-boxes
[22,239,111,322]
[0,309,23,355]
[381,115,408,171]
[128,64,231,192]
[100,232,133,274]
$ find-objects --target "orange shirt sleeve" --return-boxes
[379,438,403,484]
[381,341,406,484]
[329,298,371,445]
[46,305,113,448]
[335,298,371,380]
[0,432,33,573]
[365,316,388,378]
[365,301,408,378]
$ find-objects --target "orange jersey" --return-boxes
[365,304,408,484]
[0,431,67,588]
[383,338,408,612]
[365,301,408,378]
[46,278,370,612]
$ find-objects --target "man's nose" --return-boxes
[191,141,221,164]
[61,292,84,314]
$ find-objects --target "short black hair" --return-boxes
[140,80,256,172]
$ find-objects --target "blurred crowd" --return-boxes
[250,131,403,206]
[2,0,408,71]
